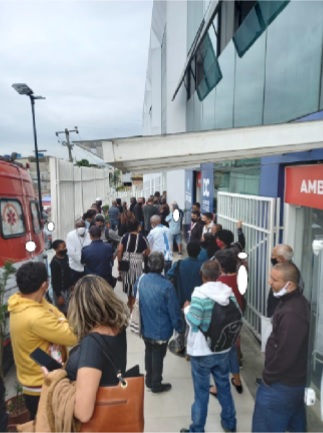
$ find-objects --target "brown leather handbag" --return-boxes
[80,334,144,433]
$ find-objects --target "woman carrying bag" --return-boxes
[117,219,149,311]
[27,275,144,433]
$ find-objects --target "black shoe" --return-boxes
[180,429,189,433]
[221,421,237,433]
[152,383,172,394]
[231,378,243,394]
[255,377,262,386]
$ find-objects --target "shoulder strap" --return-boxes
[162,228,170,251]
[134,233,139,253]
[125,233,131,251]
[135,274,144,300]
[88,333,126,386]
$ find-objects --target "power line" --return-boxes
[55,127,79,162]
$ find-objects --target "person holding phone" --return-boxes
[64,274,129,423]
[8,261,77,420]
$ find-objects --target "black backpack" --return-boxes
[201,298,243,352]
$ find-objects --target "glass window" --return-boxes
[233,6,264,58]
[258,0,290,27]
[264,1,323,124]
[294,207,323,401]
[0,199,25,238]
[195,32,222,101]
[214,42,235,129]
[233,1,289,58]
[234,30,266,127]
[30,201,41,232]
[187,0,204,49]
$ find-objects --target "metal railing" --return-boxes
[217,192,281,338]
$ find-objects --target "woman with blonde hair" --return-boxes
[65,275,129,423]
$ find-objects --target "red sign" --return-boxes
[197,172,202,188]
[285,165,323,210]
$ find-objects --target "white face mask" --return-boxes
[77,227,86,236]
[273,281,290,298]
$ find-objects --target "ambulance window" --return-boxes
[30,201,41,232]
[0,199,25,238]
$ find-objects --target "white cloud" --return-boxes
[0,0,153,159]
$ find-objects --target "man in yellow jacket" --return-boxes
[8,261,77,420]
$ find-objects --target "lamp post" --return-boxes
[12,83,45,214]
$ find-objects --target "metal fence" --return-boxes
[217,192,281,338]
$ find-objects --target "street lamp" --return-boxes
[12,83,45,214]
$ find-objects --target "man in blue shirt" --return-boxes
[81,226,114,284]
[166,201,183,255]
[108,200,120,231]
[134,252,184,394]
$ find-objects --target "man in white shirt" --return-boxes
[201,212,214,241]
[66,219,91,284]
[147,215,173,274]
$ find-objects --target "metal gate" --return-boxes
[217,192,281,338]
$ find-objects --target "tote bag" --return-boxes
[80,334,144,433]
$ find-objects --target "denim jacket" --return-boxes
[134,273,184,341]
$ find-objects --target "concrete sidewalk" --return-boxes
[5,262,323,432]
[118,281,254,433]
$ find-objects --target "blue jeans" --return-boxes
[164,260,172,275]
[252,381,306,432]
[189,352,236,432]
[229,344,239,375]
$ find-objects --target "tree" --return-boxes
[75,159,90,167]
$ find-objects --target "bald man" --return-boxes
[267,244,304,317]
[252,261,309,432]
[147,215,173,273]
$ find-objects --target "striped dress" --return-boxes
[120,232,148,297]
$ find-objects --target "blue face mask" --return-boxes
[85,220,90,229]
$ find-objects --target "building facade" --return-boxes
[143,0,323,412]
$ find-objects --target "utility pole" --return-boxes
[55,127,79,162]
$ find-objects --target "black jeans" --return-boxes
[143,338,168,391]
[23,394,40,421]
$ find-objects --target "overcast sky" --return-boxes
[0,0,153,160]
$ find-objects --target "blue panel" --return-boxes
[201,162,214,212]
[184,169,195,224]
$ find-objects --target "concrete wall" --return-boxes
[50,157,111,241]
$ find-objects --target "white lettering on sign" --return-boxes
[203,178,210,197]
[300,180,323,195]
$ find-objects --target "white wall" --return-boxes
[142,0,188,208]
[165,1,187,134]
[50,157,111,241]
[166,170,185,209]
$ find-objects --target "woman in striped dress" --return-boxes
[117,219,149,311]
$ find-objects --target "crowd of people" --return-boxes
[4,191,310,433]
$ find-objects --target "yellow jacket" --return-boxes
[8,293,77,395]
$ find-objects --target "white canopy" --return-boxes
[76,120,323,173]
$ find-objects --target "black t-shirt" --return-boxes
[121,232,148,253]
[65,330,127,386]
